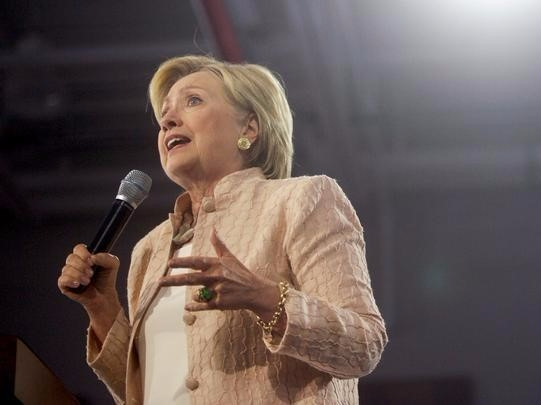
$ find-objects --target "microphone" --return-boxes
[73,169,152,292]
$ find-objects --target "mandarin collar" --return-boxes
[170,167,265,217]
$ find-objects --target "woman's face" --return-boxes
[158,71,254,188]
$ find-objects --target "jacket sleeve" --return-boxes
[86,309,130,404]
[264,176,388,379]
[85,235,152,404]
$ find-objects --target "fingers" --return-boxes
[160,272,218,287]
[59,258,94,287]
[168,256,217,270]
[58,270,88,290]
[65,253,92,273]
[58,264,92,290]
[60,245,94,290]
[185,301,218,312]
[162,231,248,312]
[185,287,222,311]
[58,244,119,295]
[73,243,91,261]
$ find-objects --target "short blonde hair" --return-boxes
[148,55,293,179]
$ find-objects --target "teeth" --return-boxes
[167,138,180,149]
[167,137,189,150]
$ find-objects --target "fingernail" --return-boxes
[72,281,80,288]
[88,269,94,277]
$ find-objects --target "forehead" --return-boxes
[166,70,224,100]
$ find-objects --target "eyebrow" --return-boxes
[161,85,206,116]
[177,84,206,94]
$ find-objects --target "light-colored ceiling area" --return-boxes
[2,0,540,219]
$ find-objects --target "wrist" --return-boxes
[84,295,121,323]
[251,282,281,322]
[255,281,289,338]
[85,299,121,346]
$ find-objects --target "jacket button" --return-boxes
[185,377,199,391]
[183,313,196,325]
[202,199,215,213]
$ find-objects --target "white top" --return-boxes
[137,242,192,404]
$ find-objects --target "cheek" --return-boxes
[208,115,242,145]
[156,132,161,150]
[157,132,167,161]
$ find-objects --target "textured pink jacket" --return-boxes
[86,168,387,404]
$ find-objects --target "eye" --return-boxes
[187,95,202,107]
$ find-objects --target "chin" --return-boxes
[164,162,193,187]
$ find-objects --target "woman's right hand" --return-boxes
[58,244,123,342]
[58,244,120,306]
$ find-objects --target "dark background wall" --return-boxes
[1,1,541,404]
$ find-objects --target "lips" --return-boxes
[165,135,191,151]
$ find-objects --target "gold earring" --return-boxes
[237,137,251,151]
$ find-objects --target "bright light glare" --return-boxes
[437,0,539,37]
[450,0,537,18]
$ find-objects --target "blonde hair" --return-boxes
[148,55,293,179]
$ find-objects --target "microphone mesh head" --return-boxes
[116,170,152,208]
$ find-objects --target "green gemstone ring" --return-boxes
[198,287,214,302]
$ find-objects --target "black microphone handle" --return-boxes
[88,199,135,254]
[72,199,134,293]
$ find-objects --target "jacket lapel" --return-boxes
[132,212,180,325]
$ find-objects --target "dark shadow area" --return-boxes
[360,376,474,405]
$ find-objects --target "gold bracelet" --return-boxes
[256,281,289,338]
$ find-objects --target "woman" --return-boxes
[58,55,387,404]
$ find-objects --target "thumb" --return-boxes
[91,252,120,271]
[210,228,230,258]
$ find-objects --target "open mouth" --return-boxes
[166,135,191,151]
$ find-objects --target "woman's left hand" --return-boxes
[159,229,280,321]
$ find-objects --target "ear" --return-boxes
[242,113,259,144]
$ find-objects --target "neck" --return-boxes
[173,166,247,217]
[186,181,219,218]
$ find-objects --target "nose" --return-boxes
[160,110,181,131]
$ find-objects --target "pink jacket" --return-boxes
[86,168,387,404]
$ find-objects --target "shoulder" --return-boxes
[245,175,354,228]
[253,174,342,195]
[277,175,361,231]
[253,174,347,207]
